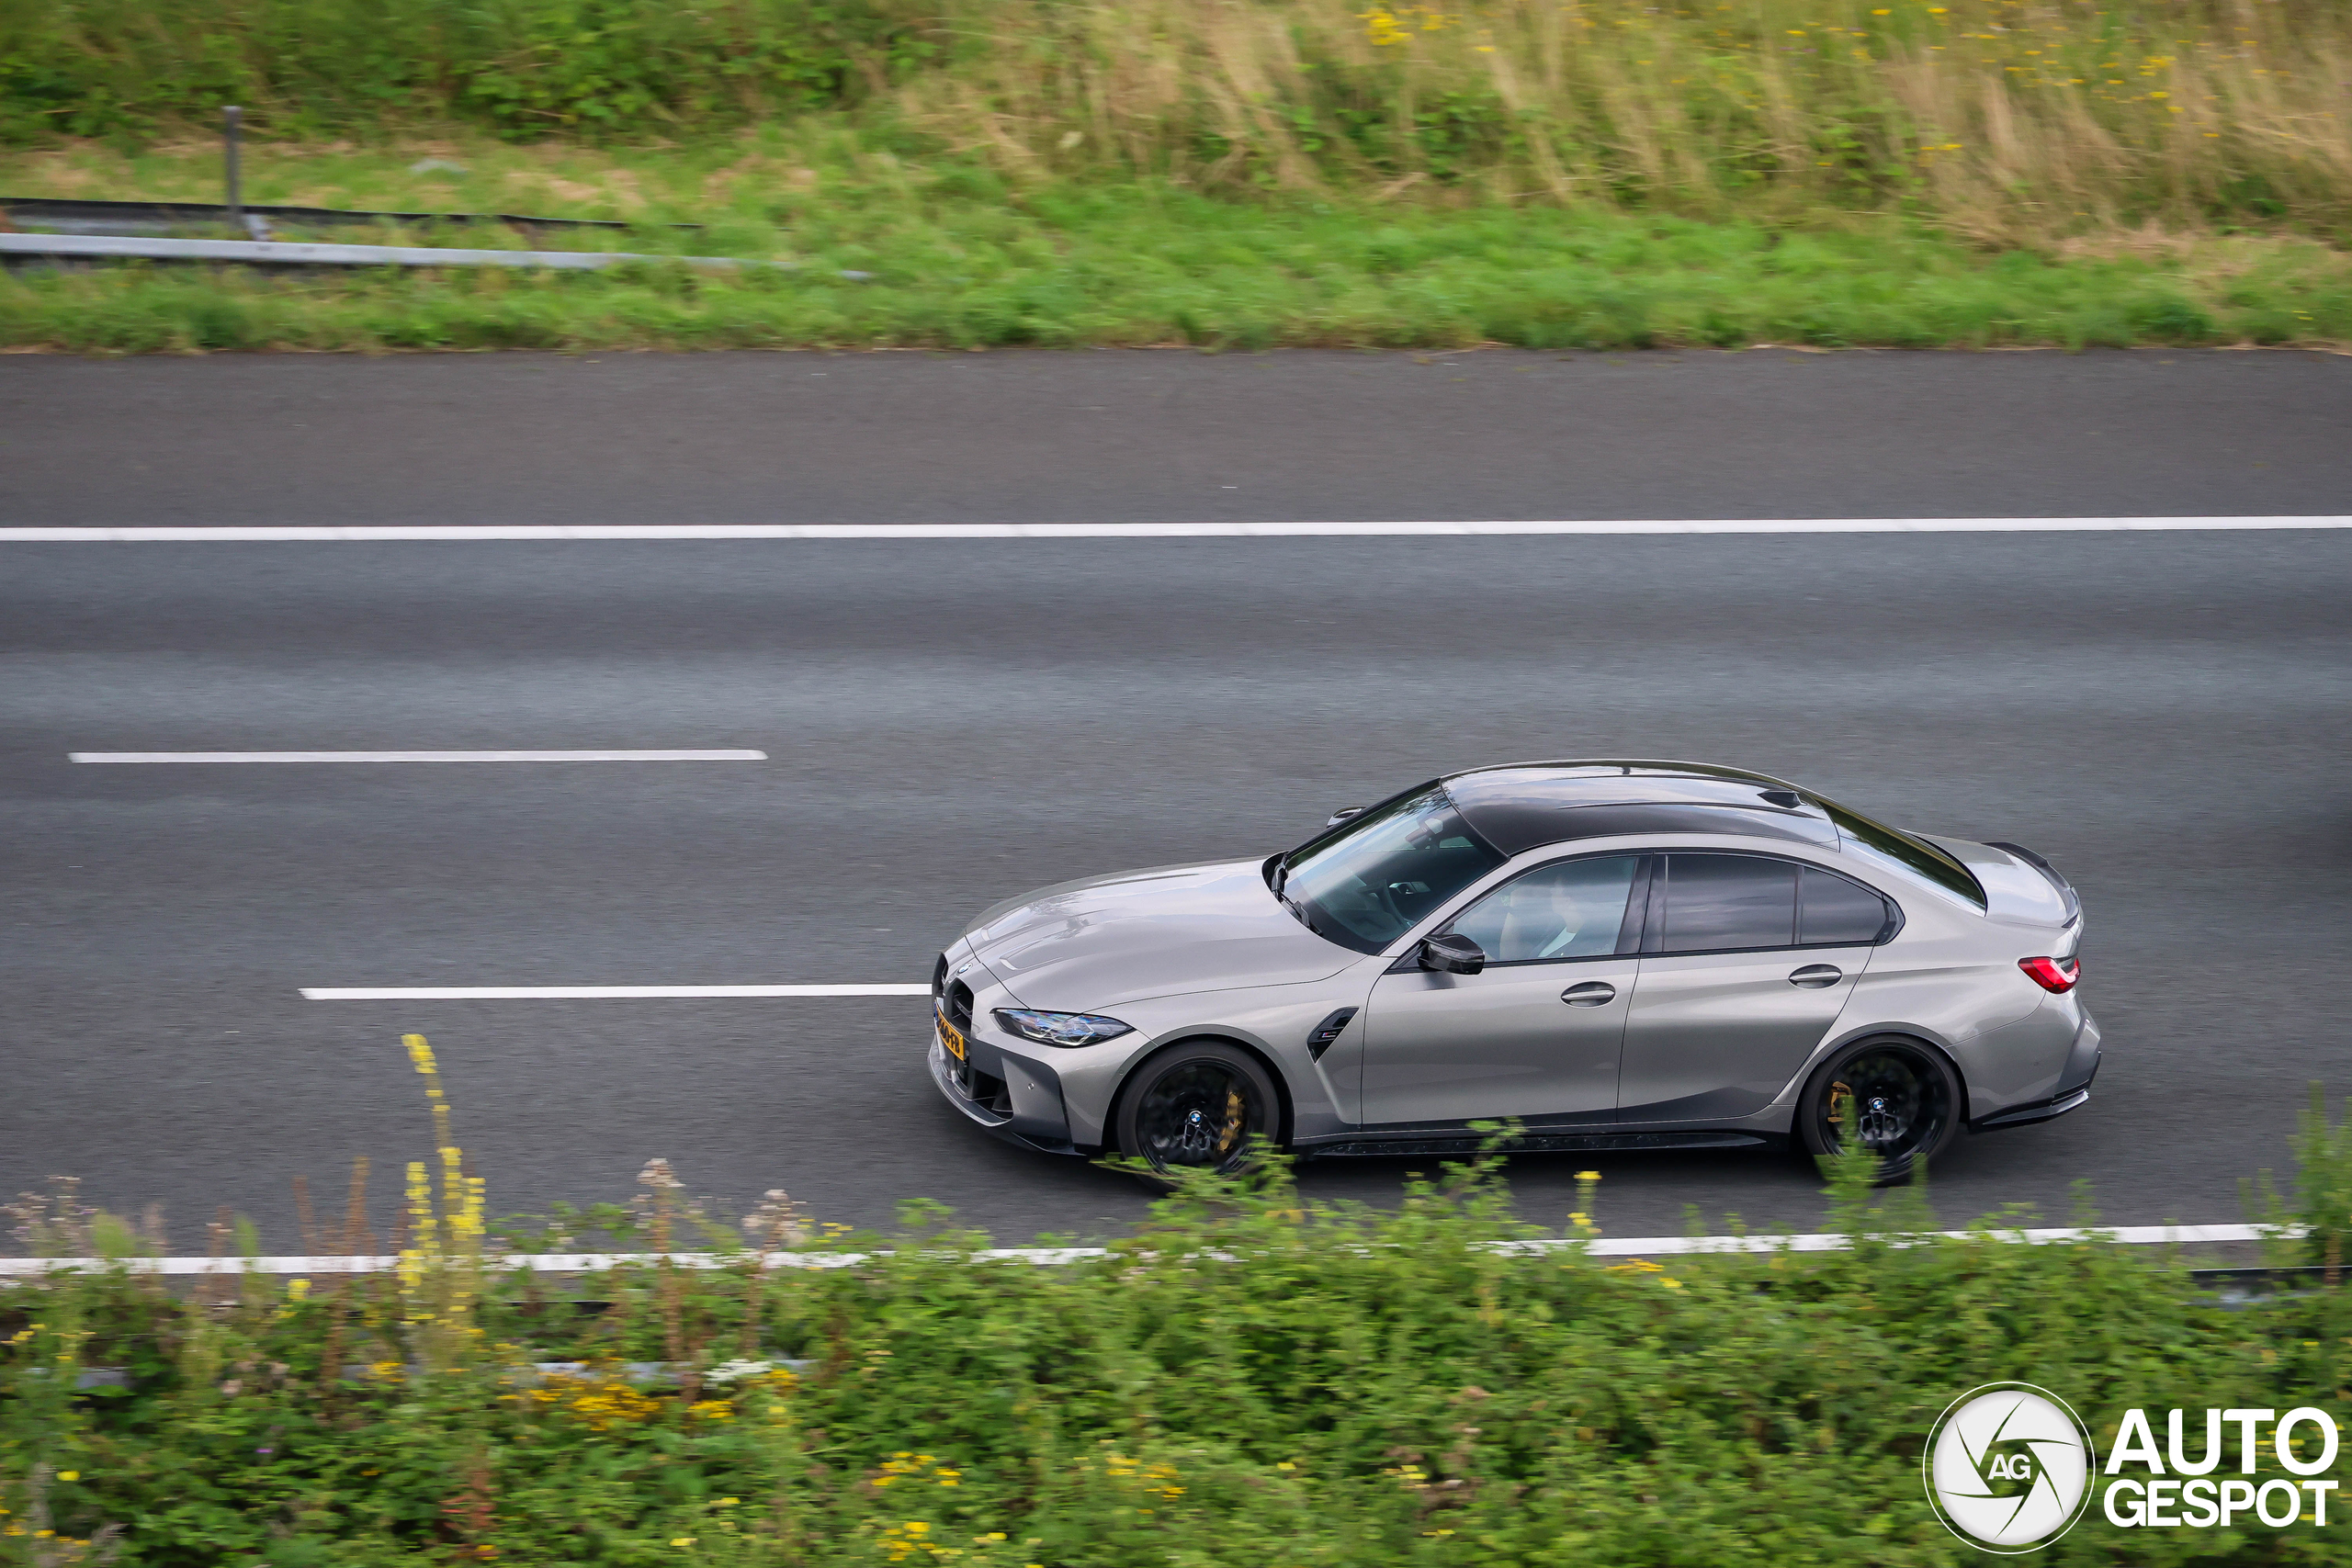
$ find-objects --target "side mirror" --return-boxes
[1418,931,1486,976]
[1326,805,1369,828]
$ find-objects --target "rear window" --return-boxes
[1657,854,1799,953]
[1815,798,1986,910]
[1800,865,1895,945]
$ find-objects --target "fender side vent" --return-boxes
[1306,1008,1358,1061]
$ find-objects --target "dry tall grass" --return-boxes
[895,0,2352,241]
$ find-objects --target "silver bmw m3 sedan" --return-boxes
[928,761,2096,1181]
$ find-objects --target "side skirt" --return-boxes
[1301,1130,1775,1158]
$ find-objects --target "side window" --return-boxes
[1799,865,1894,945]
[1443,855,1641,964]
[1657,854,1798,954]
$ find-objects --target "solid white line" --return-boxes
[71,750,766,763]
[299,984,931,999]
[0,1224,2286,1276]
[2,517,2349,542]
[1555,1223,2273,1255]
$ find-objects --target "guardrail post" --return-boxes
[223,107,243,230]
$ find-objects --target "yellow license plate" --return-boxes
[937,1016,967,1062]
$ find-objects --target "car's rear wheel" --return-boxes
[1798,1035,1962,1184]
[1114,1040,1280,1187]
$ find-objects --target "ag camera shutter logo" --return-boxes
[1924,1383,2098,1552]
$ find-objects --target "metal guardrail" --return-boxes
[0,232,877,278]
[1,102,694,245]
[0,232,723,270]
[1,196,682,237]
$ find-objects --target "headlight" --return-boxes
[992,1008,1134,1048]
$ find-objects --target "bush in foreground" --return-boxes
[6,1126,2352,1564]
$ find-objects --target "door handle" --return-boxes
[1560,981,1617,1006]
[1788,964,1844,988]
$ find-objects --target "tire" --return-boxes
[1797,1035,1962,1184]
[1113,1040,1282,1188]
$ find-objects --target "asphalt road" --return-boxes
[6,346,2350,526]
[4,348,2349,1255]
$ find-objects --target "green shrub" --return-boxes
[2249,1084,2352,1284]
[6,1051,2348,1561]
[0,0,927,141]
[6,1148,2349,1564]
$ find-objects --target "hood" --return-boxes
[959,858,1357,1010]
[1920,834,2081,931]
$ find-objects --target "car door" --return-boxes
[1616,854,1891,1121]
[1359,854,1645,1125]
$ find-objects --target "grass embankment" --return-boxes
[5,137,2346,352]
[6,1056,2352,1565]
[3,0,2349,352]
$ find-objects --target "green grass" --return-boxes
[5,139,2348,352]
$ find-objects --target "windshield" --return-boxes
[1280,786,1506,953]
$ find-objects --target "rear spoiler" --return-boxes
[1985,840,2082,927]
[1918,834,2082,929]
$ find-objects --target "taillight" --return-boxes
[2018,955,2080,994]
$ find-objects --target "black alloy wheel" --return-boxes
[1115,1041,1280,1185]
[1798,1036,1962,1183]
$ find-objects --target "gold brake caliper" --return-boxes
[1215,1087,1245,1155]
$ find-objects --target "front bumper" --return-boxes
[927,1030,1082,1156]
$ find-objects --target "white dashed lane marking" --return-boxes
[300,985,930,999]
[71,750,767,763]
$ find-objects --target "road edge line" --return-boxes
[0,1224,2290,1276]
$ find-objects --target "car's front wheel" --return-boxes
[1798,1035,1962,1183]
[1114,1040,1280,1186]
